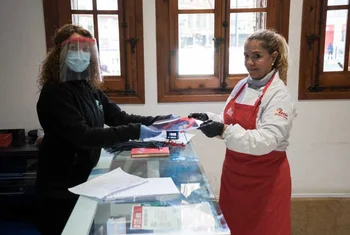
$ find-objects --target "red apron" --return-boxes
[220,74,291,235]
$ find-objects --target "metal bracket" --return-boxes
[124,84,136,95]
[220,81,227,91]
[213,37,225,52]
[306,33,319,50]
[126,37,139,53]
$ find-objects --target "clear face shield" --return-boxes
[60,37,102,82]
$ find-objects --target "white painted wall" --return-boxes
[0,0,349,197]
[0,0,46,131]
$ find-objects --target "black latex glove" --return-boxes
[198,120,224,138]
[188,113,209,121]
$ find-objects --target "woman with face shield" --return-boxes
[36,24,172,235]
[188,30,297,234]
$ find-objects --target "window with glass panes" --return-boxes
[156,0,290,103]
[299,0,350,100]
[42,0,145,104]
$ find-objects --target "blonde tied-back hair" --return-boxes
[38,24,102,90]
[246,29,289,84]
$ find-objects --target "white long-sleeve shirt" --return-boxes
[207,71,297,156]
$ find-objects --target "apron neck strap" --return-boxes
[232,83,247,101]
[253,72,276,107]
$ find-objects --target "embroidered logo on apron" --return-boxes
[226,107,234,117]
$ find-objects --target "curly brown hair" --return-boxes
[246,29,289,84]
[38,24,102,90]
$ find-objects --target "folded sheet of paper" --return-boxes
[151,118,203,132]
[104,177,180,201]
[68,167,148,199]
[130,202,216,231]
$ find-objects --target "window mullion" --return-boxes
[92,0,99,50]
[343,3,350,71]
[57,0,71,26]
[169,0,178,89]
[266,0,274,30]
[313,0,327,90]
[214,0,225,88]
[118,0,126,85]
[120,0,131,93]
[221,0,230,90]
[123,0,139,94]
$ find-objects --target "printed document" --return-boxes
[68,167,148,199]
[130,202,216,231]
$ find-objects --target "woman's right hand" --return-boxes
[188,113,209,121]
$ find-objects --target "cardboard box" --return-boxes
[0,134,12,147]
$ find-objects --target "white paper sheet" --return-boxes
[104,177,180,201]
[68,167,148,199]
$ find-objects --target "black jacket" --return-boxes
[36,80,156,196]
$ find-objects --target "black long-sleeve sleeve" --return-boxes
[99,90,158,126]
[37,81,141,150]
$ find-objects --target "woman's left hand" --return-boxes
[198,120,225,138]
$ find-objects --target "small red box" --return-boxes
[0,133,12,147]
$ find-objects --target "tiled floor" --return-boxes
[291,198,350,235]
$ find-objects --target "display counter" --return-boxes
[62,142,230,235]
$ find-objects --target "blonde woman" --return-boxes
[189,29,296,235]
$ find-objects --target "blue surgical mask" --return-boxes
[65,50,91,72]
